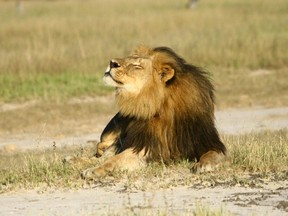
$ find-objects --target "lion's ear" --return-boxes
[160,64,175,83]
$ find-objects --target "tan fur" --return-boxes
[96,131,119,158]
[82,148,146,179]
[81,46,226,179]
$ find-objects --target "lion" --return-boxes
[81,46,226,179]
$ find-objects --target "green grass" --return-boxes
[0,0,288,104]
[0,72,110,101]
[1,130,287,193]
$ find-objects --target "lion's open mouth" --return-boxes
[104,72,123,85]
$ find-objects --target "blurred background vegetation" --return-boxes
[0,0,287,107]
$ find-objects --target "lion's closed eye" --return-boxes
[132,64,143,69]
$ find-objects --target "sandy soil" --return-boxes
[0,106,288,216]
[216,107,288,135]
[1,182,287,216]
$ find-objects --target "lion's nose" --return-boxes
[110,60,120,68]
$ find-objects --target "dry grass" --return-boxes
[99,204,232,216]
[0,145,97,192]
[1,130,287,193]
[227,130,288,173]
[0,0,287,106]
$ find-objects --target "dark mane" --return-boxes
[153,46,205,74]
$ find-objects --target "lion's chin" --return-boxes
[103,73,123,87]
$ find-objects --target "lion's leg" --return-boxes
[96,113,132,157]
[82,148,146,179]
[191,150,225,173]
[96,133,119,158]
[62,134,118,165]
[95,116,121,157]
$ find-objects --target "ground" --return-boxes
[0,100,287,216]
[1,183,287,215]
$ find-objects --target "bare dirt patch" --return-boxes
[216,107,288,135]
[1,181,287,215]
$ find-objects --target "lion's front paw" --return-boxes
[81,167,107,179]
[190,162,213,174]
[191,151,224,174]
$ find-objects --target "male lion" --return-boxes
[82,46,226,179]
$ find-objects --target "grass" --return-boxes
[213,68,288,108]
[228,130,288,172]
[1,130,287,193]
[0,0,288,105]
[0,72,110,102]
[1,153,75,189]
[97,203,232,216]
[0,145,97,192]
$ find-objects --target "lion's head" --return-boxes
[104,47,175,92]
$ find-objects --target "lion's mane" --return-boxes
[115,47,226,162]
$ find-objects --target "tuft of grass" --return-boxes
[94,203,232,216]
[0,153,73,192]
[192,203,232,216]
[226,130,288,172]
[0,146,99,193]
